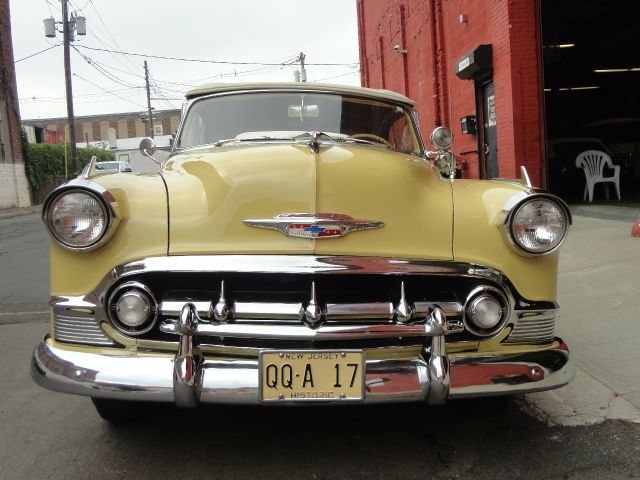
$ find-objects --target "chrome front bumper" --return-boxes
[32,332,575,406]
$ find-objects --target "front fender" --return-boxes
[452,180,560,301]
[49,173,169,296]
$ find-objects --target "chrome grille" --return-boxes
[505,310,556,344]
[53,311,115,346]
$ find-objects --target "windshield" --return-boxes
[177,92,421,154]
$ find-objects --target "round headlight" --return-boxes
[46,190,109,249]
[509,198,569,255]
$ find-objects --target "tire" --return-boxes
[91,397,144,424]
[453,395,513,416]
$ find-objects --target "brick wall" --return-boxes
[24,109,181,144]
[357,0,544,186]
[0,0,31,207]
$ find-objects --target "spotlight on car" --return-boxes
[430,126,453,150]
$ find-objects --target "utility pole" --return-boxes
[62,0,77,173]
[43,1,85,175]
[144,61,155,138]
[294,52,307,82]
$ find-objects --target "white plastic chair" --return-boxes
[575,150,621,202]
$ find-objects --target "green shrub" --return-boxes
[25,144,115,191]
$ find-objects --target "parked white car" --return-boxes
[94,161,133,173]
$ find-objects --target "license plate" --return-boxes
[259,350,365,402]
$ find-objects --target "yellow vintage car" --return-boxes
[32,82,574,422]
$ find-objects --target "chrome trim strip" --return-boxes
[32,336,574,404]
[160,319,429,340]
[325,302,394,321]
[505,309,557,344]
[52,311,114,346]
[414,301,461,318]
[161,298,459,323]
[95,256,505,291]
[234,301,303,320]
[160,300,213,318]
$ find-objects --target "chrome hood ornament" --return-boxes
[243,213,384,239]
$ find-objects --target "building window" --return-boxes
[154,124,163,136]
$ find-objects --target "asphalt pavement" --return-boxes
[0,206,639,479]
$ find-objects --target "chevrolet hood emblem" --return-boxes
[243,213,384,239]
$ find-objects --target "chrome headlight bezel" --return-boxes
[42,185,119,252]
[502,193,571,257]
[107,281,158,336]
[463,285,510,337]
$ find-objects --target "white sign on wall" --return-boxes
[487,95,496,127]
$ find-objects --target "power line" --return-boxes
[73,73,147,108]
[14,44,61,63]
[43,0,55,17]
[85,31,141,76]
[85,0,142,72]
[75,45,357,67]
[44,0,60,14]
[71,0,144,77]
[72,45,141,89]
[20,86,139,101]
[313,71,359,82]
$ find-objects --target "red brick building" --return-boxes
[24,109,181,146]
[357,0,545,185]
[0,0,31,207]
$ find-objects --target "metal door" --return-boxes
[480,81,499,178]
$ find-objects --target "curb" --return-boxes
[0,205,42,220]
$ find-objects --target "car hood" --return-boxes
[162,144,453,259]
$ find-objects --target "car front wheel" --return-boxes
[91,398,144,424]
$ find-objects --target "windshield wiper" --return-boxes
[213,136,296,147]
[333,136,378,146]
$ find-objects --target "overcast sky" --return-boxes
[10,0,360,120]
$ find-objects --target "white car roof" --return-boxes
[185,82,415,106]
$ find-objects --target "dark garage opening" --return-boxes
[542,0,640,203]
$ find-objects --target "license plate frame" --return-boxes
[259,350,365,403]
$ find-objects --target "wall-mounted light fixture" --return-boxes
[545,86,599,92]
[594,67,640,73]
[543,43,575,49]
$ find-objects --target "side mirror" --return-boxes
[139,137,157,156]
